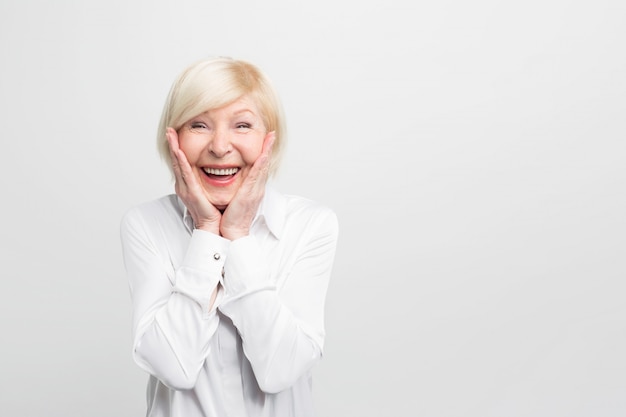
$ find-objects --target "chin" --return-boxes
[204,188,236,211]
[210,198,232,211]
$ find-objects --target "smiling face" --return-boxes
[177,95,267,210]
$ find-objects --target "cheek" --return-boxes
[241,137,264,164]
[178,136,202,162]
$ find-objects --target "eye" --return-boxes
[189,122,208,130]
[236,122,252,130]
[187,121,210,133]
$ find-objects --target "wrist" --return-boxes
[221,227,249,241]
[195,221,220,235]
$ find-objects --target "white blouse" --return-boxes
[120,186,338,417]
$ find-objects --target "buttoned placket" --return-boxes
[214,251,247,416]
[179,200,270,415]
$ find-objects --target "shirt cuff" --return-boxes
[173,230,230,316]
[222,236,274,301]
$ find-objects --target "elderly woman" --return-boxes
[120,57,338,417]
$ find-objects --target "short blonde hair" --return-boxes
[157,56,286,176]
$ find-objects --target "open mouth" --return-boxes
[202,167,240,182]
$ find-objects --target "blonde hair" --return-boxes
[157,56,286,175]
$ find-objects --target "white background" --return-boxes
[1,0,625,416]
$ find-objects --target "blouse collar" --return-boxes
[176,182,286,239]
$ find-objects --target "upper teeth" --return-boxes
[203,167,239,175]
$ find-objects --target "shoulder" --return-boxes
[284,193,336,219]
[120,194,181,235]
[280,192,339,238]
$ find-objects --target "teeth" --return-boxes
[203,167,239,176]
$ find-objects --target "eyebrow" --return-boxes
[232,109,256,116]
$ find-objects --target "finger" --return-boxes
[250,131,275,173]
[175,148,195,185]
[172,141,204,194]
[166,128,184,180]
[167,130,196,190]
[256,131,276,177]
[261,131,276,158]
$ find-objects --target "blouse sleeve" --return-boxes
[120,208,228,390]
[218,208,338,393]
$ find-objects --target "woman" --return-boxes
[120,57,338,417]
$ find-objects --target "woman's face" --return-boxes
[177,95,267,210]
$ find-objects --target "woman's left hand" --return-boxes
[220,131,276,240]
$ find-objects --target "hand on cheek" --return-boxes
[166,128,222,234]
[220,131,276,240]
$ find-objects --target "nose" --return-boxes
[208,128,232,158]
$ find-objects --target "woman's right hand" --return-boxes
[166,128,222,234]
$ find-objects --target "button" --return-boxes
[213,253,221,260]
